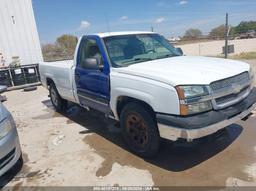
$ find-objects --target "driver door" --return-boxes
[75,36,110,113]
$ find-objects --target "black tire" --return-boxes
[120,103,160,158]
[24,86,37,92]
[17,154,24,166]
[49,83,67,112]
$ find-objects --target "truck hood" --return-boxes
[114,56,250,86]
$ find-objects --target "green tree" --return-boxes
[183,28,202,39]
[209,25,225,39]
[234,21,256,34]
[209,25,235,39]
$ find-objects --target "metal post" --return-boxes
[34,64,40,82]
[8,68,14,87]
[21,67,27,84]
[225,13,229,59]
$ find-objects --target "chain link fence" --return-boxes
[174,38,256,57]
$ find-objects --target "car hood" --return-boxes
[114,56,250,86]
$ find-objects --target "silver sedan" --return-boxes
[0,86,22,177]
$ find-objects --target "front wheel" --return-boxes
[49,83,67,112]
[120,103,160,158]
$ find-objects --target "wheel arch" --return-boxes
[116,96,156,120]
[46,77,55,89]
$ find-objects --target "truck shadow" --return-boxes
[44,100,243,172]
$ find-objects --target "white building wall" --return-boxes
[0,0,43,66]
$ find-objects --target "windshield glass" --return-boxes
[103,34,182,67]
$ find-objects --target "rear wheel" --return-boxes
[49,83,67,112]
[23,86,37,92]
[120,103,160,158]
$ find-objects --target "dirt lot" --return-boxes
[1,60,256,188]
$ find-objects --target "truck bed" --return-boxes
[39,60,77,103]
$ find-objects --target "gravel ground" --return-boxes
[1,60,256,189]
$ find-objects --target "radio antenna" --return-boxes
[105,14,111,34]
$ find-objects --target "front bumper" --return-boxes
[0,126,22,176]
[157,88,256,141]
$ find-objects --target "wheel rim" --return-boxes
[126,114,149,148]
[51,88,58,107]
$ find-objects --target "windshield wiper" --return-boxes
[122,57,152,64]
[134,58,152,62]
[157,54,177,59]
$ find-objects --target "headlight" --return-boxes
[176,85,212,115]
[249,67,254,80]
[180,101,212,115]
[0,118,13,140]
[176,85,209,99]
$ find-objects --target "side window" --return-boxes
[78,38,103,69]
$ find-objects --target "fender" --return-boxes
[110,87,155,119]
[110,69,180,119]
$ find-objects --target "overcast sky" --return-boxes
[33,0,256,43]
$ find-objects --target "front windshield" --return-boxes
[103,34,182,68]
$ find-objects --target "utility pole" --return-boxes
[225,13,229,59]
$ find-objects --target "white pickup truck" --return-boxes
[40,31,256,157]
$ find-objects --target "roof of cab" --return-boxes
[95,31,157,38]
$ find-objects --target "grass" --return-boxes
[230,52,256,60]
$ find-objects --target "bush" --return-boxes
[183,28,202,39]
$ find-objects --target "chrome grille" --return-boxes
[215,87,250,105]
[0,148,15,170]
[210,72,250,93]
[210,72,251,109]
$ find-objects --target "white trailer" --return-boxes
[0,0,43,66]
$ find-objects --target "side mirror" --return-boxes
[0,86,7,94]
[0,86,7,102]
[175,47,183,55]
[83,58,103,71]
